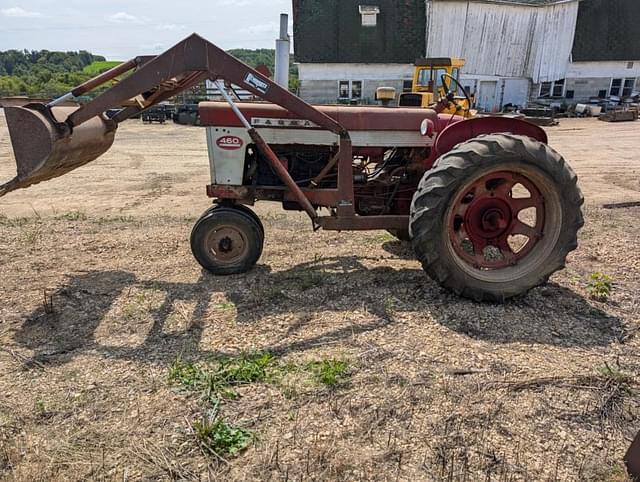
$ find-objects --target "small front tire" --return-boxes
[191,207,264,275]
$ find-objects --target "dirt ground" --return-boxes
[0,113,638,481]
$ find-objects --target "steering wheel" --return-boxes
[441,73,473,113]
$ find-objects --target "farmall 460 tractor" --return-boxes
[0,35,584,302]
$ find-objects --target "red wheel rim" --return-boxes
[448,171,545,270]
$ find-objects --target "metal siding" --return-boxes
[526,3,579,82]
[298,63,414,104]
[502,79,530,107]
[426,1,579,83]
[564,78,613,103]
[567,61,640,79]
[299,79,407,104]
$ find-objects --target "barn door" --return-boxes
[477,81,498,113]
[502,79,530,109]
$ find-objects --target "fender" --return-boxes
[428,116,548,167]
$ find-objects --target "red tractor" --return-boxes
[1,35,583,302]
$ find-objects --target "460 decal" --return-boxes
[216,136,244,150]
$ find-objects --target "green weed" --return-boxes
[216,302,236,312]
[34,399,46,414]
[307,359,351,388]
[193,412,251,457]
[597,364,635,395]
[370,232,395,244]
[587,272,613,301]
[169,352,275,403]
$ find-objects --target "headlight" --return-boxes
[420,118,435,137]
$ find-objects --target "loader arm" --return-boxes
[1,34,353,222]
[67,34,347,135]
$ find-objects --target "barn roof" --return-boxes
[572,0,640,61]
[433,0,577,5]
[293,0,426,64]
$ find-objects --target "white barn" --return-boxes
[294,0,640,109]
[425,0,580,111]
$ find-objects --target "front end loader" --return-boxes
[0,34,584,302]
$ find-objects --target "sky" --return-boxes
[0,0,293,60]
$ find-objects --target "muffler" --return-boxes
[0,103,117,197]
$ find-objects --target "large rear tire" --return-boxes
[410,134,584,302]
[191,206,264,275]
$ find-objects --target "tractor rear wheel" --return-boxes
[191,206,264,275]
[410,134,584,302]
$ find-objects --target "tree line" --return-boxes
[0,48,299,98]
[0,50,106,97]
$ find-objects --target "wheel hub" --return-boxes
[466,198,512,240]
[219,236,233,253]
[449,171,546,270]
[207,226,248,263]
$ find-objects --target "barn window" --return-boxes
[339,81,350,99]
[610,78,623,96]
[623,78,636,96]
[610,78,636,97]
[359,5,380,27]
[351,81,362,99]
[552,79,565,97]
[403,80,413,92]
[539,79,565,98]
[539,82,552,97]
[338,80,363,101]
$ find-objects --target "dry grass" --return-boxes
[0,119,639,480]
[0,205,637,481]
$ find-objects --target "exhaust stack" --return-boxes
[274,13,290,89]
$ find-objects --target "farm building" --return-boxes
[293,0,640,110]
[565,0,640,104]
[292,0,426,104]
[425,0,580,111]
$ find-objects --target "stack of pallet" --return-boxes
[599,106,639,122]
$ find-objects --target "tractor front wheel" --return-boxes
[410,134,584,302]
[191,206,264,275]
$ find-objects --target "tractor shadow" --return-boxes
[13,257,626,367]
[381,239,415,260]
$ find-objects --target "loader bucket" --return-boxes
[0,104,116,197]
